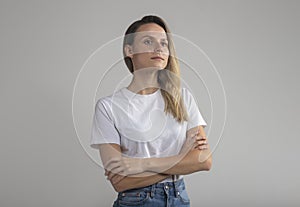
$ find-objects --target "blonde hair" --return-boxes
[123,15,188,123]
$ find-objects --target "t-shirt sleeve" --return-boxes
[183,88,207,130]
[90,98,120,149]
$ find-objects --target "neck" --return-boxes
[127,67,160,95]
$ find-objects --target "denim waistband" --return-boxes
[149,178,184,198]
[152,178,184,189]
[119,178,185,199]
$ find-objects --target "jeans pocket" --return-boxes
[178,187,190,205]
[118,189,150,206]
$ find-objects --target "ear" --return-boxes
[124,44,133,58]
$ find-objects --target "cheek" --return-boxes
[133,45,152,54]
[132,53,149,64]
[164,58,169,67]
[163,48,170,56]
[163,51,170,60]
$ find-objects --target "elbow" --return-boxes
[203,157,212,171]
[112,183,124,193]
[197,153,212,171]
[112,180,133,193]
[112,184,123,193]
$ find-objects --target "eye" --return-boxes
[161,42,168,47]
[144,39,152,45]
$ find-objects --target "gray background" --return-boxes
[1,0,299,206]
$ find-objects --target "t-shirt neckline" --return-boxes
[122,87,161,98]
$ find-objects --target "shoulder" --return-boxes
[95,88,125,108]
[181,87,194,101]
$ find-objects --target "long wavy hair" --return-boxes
[123,15,188,123]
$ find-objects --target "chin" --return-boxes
[153,64,167,69]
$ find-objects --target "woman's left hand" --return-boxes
[104,157,145,180]
[105,169,126,184]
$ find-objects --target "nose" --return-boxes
[155,48,162,54]
[154,43,163,54]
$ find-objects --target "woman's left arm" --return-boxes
[143,125,212,175]
[106,125,212,180]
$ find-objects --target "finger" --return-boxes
[198,145,208,150]
[188,141,197,150]
[107,171,120,181]
[108,172,115,180]
[105,162,120,172]
[106,171,112,180]
[107,170,118,180]
[197,140,208,145]
[188,132,200,139]
[108,169,125,181]
[195,138,207,144]
[198,143,210,150]
[111,175,126,185]
[109,166,125,179]
[105,159,124,173]
[193,142,201,149]
[194,142,205,149]
[195,135,207,140]
[104,157,121,169]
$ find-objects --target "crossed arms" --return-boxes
[98,125,212,192]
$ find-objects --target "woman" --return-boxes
[90,15,212,207]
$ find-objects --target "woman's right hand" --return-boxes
[180,130,209,155]
[104,156,146,180]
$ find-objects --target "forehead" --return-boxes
[134,23,167,40]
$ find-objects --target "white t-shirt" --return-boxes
[90,87,207,182]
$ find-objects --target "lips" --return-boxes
[151,56,164,60]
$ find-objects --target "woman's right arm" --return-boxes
[98,143,171,192]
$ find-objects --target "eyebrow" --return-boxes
[140,35,168,41]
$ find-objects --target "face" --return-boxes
[125,23,170,71]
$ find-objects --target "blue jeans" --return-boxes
[112,178,190,207]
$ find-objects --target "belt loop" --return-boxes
[172,175,179,197]
[150,183,155,198]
